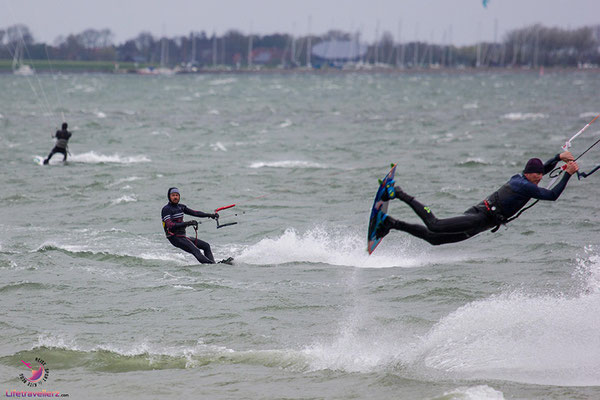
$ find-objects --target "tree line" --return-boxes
[1,23,598,68]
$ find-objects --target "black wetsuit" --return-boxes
[388,154,572,245]
[162,202,215,263]
[44,129,71,163]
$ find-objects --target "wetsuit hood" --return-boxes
[167,187,180,203]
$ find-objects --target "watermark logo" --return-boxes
[5,358,68,397]
[18,358,49,387]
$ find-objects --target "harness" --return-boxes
[481,176,541,232]
[483,197,508,233]
[55,138,69,149]
[54,130,70,149]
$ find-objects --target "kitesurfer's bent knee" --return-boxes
[191,237,215,263]
[45,148,67,163]
[168,236,215,264]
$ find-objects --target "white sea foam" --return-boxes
[173,285,194,290]
[37,333,80,351]
[463,103,478,110]
[107,176,141,187]
[249,160,326,169]
[278,119,292,128]
[574,246,600,294]
[458,157,488,166]
[414,251,600,386]
[68,151,150,164]
[94,110,107,118]
[36,240,187,264]
[435,386,505,400]
[111,195,137,205]
[210,142,227,151]
[297,249,600,385]
[502,112,547,121]
[302,321,403,373]
[235,227,466,269]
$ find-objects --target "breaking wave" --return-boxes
[234,227,468,269]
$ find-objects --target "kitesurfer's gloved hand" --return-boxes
[559,151,574,162]
[211,213,219,219]
[564,161,579,175]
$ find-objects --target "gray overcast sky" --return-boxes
[2,0,599,46]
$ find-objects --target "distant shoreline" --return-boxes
[1,59,599,75]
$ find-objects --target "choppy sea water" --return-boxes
[1,71,599,399]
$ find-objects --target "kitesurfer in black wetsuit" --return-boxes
[43,122,71,165]
[161,187,220,264]
[375,152,579,245]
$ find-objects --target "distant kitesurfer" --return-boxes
[162,187,231,264]
[43,122,71,165]
[375,152,578,245]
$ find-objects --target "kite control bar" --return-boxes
[548,115,600,180]
[561,114,599,151]
[215,204,238,229]
[215,204,236,212]
[578,165,600,180]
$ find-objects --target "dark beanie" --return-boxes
[62,122,68,129]
[523,158,544,174]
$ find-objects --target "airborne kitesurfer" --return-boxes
[161,187,221,264]
[375,152,579,245]
[43,122,71,165]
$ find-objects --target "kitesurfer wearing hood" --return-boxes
[375,152,578,245]
[161,187,219,263]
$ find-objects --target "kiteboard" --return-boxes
[218,257,234,265]
[367,163,397,254]
[34,156,68,166]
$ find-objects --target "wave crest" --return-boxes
[235,227,463,268]
[249,160,326,169]
[69,151,150,164]
[502,112,547,121]
[0,335,309,373]
[416,251,600,386]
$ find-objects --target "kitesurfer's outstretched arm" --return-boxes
[183,206,218,220]
[513,162,578,201]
